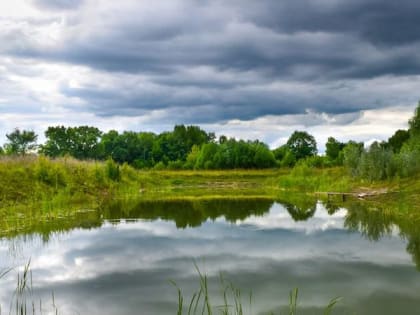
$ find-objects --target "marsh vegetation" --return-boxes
[1,103,420,314]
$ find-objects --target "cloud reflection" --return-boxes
[0,202,419,315]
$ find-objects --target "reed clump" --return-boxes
[172,264,341,315]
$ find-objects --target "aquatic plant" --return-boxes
[171,264,342,315]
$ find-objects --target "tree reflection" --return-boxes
[277,194,317,221]
[101,197,274,228]
[343,202,394,241]
[341,198,420,271]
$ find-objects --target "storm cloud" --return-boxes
[0,0,419,146]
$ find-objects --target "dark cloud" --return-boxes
[5,0,420,78]
[244,0,420,46]
[1,0,420,126]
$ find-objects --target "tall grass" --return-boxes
[0,261,59,315]
[2,262,342,315]
[172,264,342,315]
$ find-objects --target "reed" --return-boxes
[0,261,59,315]
[171,265,342,315]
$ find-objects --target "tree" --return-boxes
[387,129,410,153]
[358,141,393,181]
[409,101,420,137]
[69,126,102,159]
[253,143,276,168]
[343,141,364,176]
[286,131,317,160]
[40,126,71,157]
[325,137,345,163]
[4,128,38,155]
[41,126,102,159]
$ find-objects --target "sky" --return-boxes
[0,0,419,151]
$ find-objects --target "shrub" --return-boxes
[106,158,121,181]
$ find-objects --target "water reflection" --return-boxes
[341,199,420,270]
[102,197,274,228]
[1,195,420,314]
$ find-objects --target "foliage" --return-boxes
[358,142,394,181]
[408,101,420,137]
[192,139,276,169]
[387,129,410,153]
[4,128,38,155]
[272,145,296,167]
[40,126,102,159]
[325,137,345,165]
[394,136,420,177]
[339,102,420,181]
[342,141,363,176]
[2,101,420,177]
[286,130,317,160]
[105,158,121,181]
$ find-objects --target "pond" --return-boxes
[1,196,420,314]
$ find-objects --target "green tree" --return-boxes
[99,130,120,160]
[253,143,276,168]
[272,145,287,161]
[409,101,420,137]
[325,137,345,164]
[185,145,200,169]
[194,142,219,169]
[387,129,410,153]
[286,131,317,160]
[41,126,102,159]
[40,126,71,157]
[273,145,296,167]
[359,142,393,181]
[343,141,364,176]
[4,128,38,155]
[69,126,102,159]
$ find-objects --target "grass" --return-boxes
[0,261,59,315]
[2,155,415,210]
[171,264,342,315]
[1,262,341,315]
[1,154,420,242]
[2,156,420,315]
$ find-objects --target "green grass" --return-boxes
[2,155,420,240]
[1,262,341,315]
[171,264,342,315]
[0,261,59,315]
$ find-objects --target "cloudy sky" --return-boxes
[1,0,419,150]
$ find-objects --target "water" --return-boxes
[1,197,420,314]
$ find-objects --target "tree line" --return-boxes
[1,102,419,177]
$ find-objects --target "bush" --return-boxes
[167,160,184,170]
[106,158,120,181]
[358,142,393,181]
[153,161,166,170]
[34,156,67,188]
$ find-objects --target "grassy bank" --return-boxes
[1,155,419,211]
[0,155,281,211]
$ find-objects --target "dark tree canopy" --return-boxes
[286,131,317,160]
[40,126,102,159]
[325,137,345,162]
[4,128,38,155]
[387,129,410,153]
